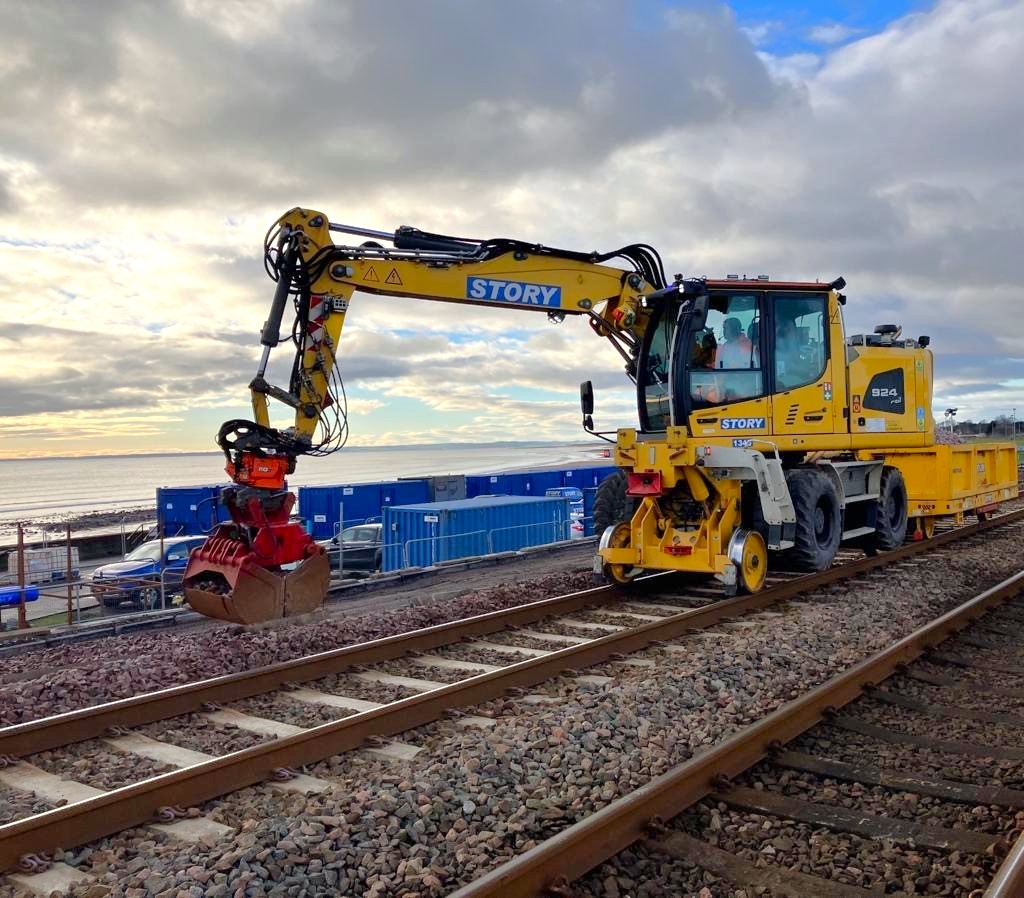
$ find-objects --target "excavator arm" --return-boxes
[184,207,665,624]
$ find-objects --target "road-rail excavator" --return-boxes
[182,207,1019,624]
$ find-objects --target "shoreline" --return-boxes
[0,450,613,544]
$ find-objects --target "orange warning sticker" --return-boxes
[852,394,861,413]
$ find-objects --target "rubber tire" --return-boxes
[867,466,908,552]
[742,483,769,545]
[592,471,635,535]
[785,467,842,571]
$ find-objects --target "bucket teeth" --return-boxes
[183,553,329,625]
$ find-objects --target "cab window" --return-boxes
[639,304,675,431]
[773,295,827,391]
[688,293,763,407]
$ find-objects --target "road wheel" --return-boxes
[592,471,634,535]
[864,466,909,554]
[785,468,842,571]
[742,483,769,545]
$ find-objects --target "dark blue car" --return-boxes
[90,536,207,611]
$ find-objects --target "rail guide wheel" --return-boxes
[600,521,639,585]
[728,528,768,593]
[909,516,936,541]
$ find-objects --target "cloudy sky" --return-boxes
[1,0,1021,459]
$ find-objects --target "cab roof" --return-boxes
[704,279,836,292]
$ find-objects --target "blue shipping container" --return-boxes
[380,479,431,510]
[566,465,617,488]
[465,473,513,498]
[299,480,432,540]
[299,484,382,539]
[157,485,232,536]
[383,495,571,571]
[520,471,563,496]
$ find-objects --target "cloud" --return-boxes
[0,0,785,211]
[741,20,785,47]
[0,0,1022,457]
[808,22,864,45]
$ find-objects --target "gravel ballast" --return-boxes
[1,521,1023,897]
[0,571,598,726]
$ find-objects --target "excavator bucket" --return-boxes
[183,536,330,625]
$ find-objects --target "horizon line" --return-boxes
[0,439,600,463]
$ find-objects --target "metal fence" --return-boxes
[0,523,182,632]
[393,519,575,571]
[400,529,490,569]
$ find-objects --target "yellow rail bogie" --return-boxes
[605,431,740,576]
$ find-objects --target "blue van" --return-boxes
[90,536,207,611]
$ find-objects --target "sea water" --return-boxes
[0,442,606,538]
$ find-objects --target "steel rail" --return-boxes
[0,508,1020,871]
[448,568,1024,898]
[0,580,626,758]
[987,829,1024,898]
[2,508,1019,761]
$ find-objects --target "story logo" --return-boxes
[721,417,766,430]
[466,277,561,306]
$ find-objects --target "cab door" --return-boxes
[768,293,837,444]
[683,291,771,443]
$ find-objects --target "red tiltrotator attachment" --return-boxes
[183,486,328,624]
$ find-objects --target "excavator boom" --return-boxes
[183,208,657,624]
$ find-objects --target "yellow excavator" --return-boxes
[182,207,1019,624]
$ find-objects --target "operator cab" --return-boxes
[636,279,834,433]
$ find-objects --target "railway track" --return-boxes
[0,506,1022,892]
[451,570,1024,897]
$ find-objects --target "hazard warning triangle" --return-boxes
[385,268,403,286]
[363,266,379,282]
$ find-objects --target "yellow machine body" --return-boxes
[597,280,1017,588]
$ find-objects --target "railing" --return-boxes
[391,520,576,572]
[120,517,154,556]
[486,520,571,554]
[0,522,191,631]
[401,529,489,569]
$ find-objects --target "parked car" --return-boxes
[90,536,207,611]
[319,523,382,573]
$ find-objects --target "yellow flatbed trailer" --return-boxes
[869,443,1020,537]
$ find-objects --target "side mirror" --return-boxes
[580,380,595,431]
[580,380,594,416]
